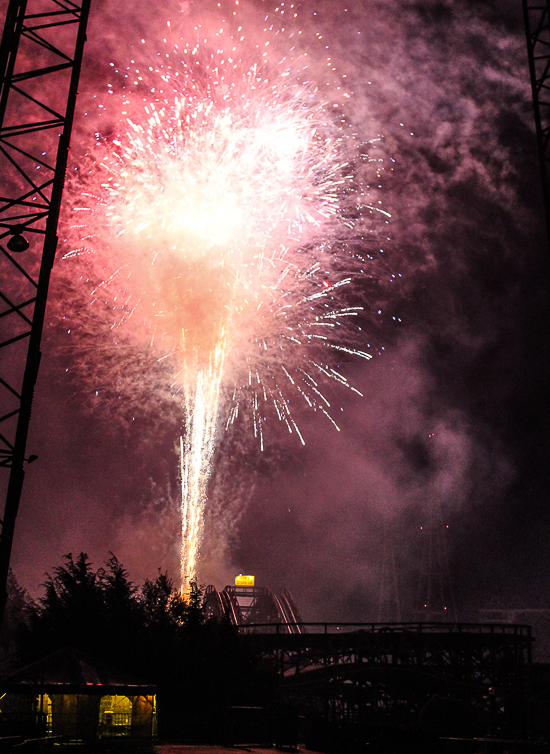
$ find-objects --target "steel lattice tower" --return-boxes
[523,0,550,248]
[413,502,457,622]
[377,517,401,623]
[0,0,90,623]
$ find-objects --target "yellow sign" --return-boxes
[235,574,255,586]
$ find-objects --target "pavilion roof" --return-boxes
[1,648,156,694]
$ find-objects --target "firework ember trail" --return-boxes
[64,0,393,589]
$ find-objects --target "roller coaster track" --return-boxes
[236,621,533,740]
[234,621,532,678]
[203,584,304,633]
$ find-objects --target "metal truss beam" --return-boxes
[240,622,532,679]
[523,0,550,248]
[0,0,91,623]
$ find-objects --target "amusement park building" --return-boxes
[0,648,156,740]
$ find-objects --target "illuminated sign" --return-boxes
[235,574,255,586]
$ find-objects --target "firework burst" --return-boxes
[63,1,393,587]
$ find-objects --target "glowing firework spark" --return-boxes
[64,1,393,587]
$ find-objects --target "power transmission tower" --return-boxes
[523,0,550,248]
[413,502,457,622]
[377,517,401,623]
[0,0,91,624]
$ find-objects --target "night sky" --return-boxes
[3,0,549,623]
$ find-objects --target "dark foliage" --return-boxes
[0,570,34,671]
[7,553,278,740]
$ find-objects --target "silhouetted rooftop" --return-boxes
[1,647,155,694]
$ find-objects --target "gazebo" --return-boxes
[0,648,156,740]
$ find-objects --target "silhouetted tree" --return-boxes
[99,552,144,669]
[0,570,34,671]
[141,569,187,628]
[26,552,105,659]
[184,579,205,631]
